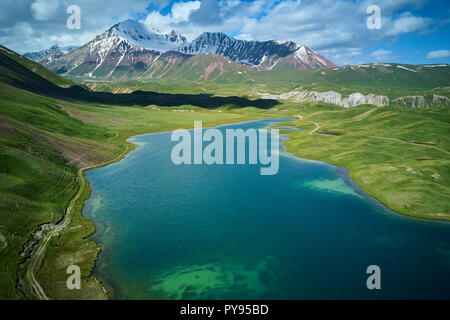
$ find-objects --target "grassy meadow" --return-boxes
[279,103,450,220]
[0,45,449,300]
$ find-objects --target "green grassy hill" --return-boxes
[78,61,450,106]
[280,103,450,220]
[0,46,75,88]
[239,63,450,98]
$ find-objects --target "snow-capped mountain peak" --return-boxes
[107,19,186,52]
[165,30,187,45]
[293,45,335,68]
[41,20,336,79]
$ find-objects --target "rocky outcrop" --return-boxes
[392,94,450,108]
[261,90,450,108]
[343,93,390,108]
[261,90,389,108]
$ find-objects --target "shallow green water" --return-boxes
[84,119,450,299]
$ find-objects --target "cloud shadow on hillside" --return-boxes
[1,52,280,110]
[80,88,280,109]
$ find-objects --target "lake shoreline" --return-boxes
[78,117,448,300]
[283,140,450,222]
[75,116,281,300]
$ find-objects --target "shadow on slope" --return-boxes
[0,50,279,110]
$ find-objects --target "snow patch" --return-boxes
[397,65,417,72]
[421,64,447,68]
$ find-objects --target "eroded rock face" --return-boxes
[261,89,449,108]
[312,91,343,105]
[342,93,390,108]
[392,94,450,108]
[262,90,389,108]
[366,95,390,107]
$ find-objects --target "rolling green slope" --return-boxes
[0,46,75,88]
[0,49,121,298]
[281,103,450,220]
[80,61,450,106]
[0,84,114,299]
[240,63,450,98]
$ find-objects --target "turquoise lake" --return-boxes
[84,119,450,299]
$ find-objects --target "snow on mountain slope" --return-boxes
[24,45,78,63]
[175,32,336,69]
[45,20,188,79]
[84,19,186,59]
[109,19,186,52]
[293,46,335,68]
[44,19,336,79]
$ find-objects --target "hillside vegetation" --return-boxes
[79,62,450,108]
[0,47,276,299]
[0,45,449,301]
[279,103,450,219]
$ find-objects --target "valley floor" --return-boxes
[1,42,449,300]
[0,76,449,300]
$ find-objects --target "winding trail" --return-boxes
[26,145,130,300]
[372,136,449,155]
[353,106,382,121]
[304,118,447,155]
[309,122,320,135]
[108,132,119,140]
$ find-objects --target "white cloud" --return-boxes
[143,1,201,34]
[16,22,35,36]
[0,0,437,65]
[172,1,201,21]
[234,33,253,41]
[236,0,432,49]
[384,12,431,36]
[142,0,261,40]
[0,0,159,53]
[139,0,433,53]
[31,0,61,21]
[426,50,450,59]
[370,49,397,61]
[321,47,364,66]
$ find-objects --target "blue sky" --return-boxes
[0,0,449,65]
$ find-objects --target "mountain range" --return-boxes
[24,45,79,64]
[26,19,335,80]
[175,31,335,69]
